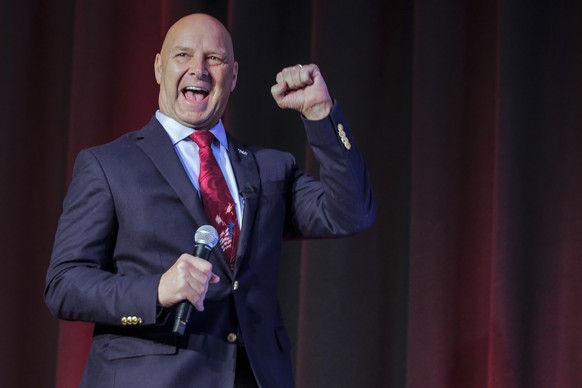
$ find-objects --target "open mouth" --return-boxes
[182,86,209,102]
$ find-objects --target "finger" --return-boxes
[291,65,304,87]
[271,81,288,102]
[186,266,215,298]
[281,66,302,89]
[299,65,314,85]
[190,273,218,312]
[278,67,295,89]
[188,255,213,276]
[210,273,221,283]
[193,299,205,312]
[186,276,209,312]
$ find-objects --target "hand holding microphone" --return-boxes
[156,225,219,336]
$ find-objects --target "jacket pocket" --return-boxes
[98,335,177,361]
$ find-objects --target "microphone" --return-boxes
[241,183,255,195]
[172,225,219,336]
[239,183,255,201]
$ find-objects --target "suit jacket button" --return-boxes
[233,280,239,291]
[227,333,237,343]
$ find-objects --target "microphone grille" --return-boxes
[194,225,219,248]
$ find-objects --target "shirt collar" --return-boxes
[155,110,229,151]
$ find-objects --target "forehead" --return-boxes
[164,18,232,55]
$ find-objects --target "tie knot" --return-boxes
[190,130,215,148]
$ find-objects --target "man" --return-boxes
[45,13,375,387]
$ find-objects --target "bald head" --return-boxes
[160,14,235,62]
[154,13,238,129]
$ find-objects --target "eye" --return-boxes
[173,52,191,63]
[207,56,224,65]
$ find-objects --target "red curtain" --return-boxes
[2,0,581,387]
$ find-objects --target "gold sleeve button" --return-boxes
[342,138,352,150]
[337,123,351,150]
[121,316,143,325]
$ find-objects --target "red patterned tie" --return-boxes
[190,130,240,269]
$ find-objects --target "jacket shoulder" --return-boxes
[79,117,162,158]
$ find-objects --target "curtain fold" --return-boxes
[1,0,580,387]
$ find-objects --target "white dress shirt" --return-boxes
[155,110,243,227]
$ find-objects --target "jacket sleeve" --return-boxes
[287,102,376,237]
[44,149,162,326]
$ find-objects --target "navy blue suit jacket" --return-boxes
[45,104,375,387]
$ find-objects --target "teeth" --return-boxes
[183,86,209,94]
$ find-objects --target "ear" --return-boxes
[154,53,162,85]
[230,61,238,92]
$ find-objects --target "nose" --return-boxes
[189,57,208,78]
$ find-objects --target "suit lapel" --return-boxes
[134,119,260,277]
[135,119,235,277]
[135,117,210,228]
[228,136,260,272]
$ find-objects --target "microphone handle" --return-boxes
[172,243,213,336]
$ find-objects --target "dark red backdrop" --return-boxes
[1,0,581,387]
